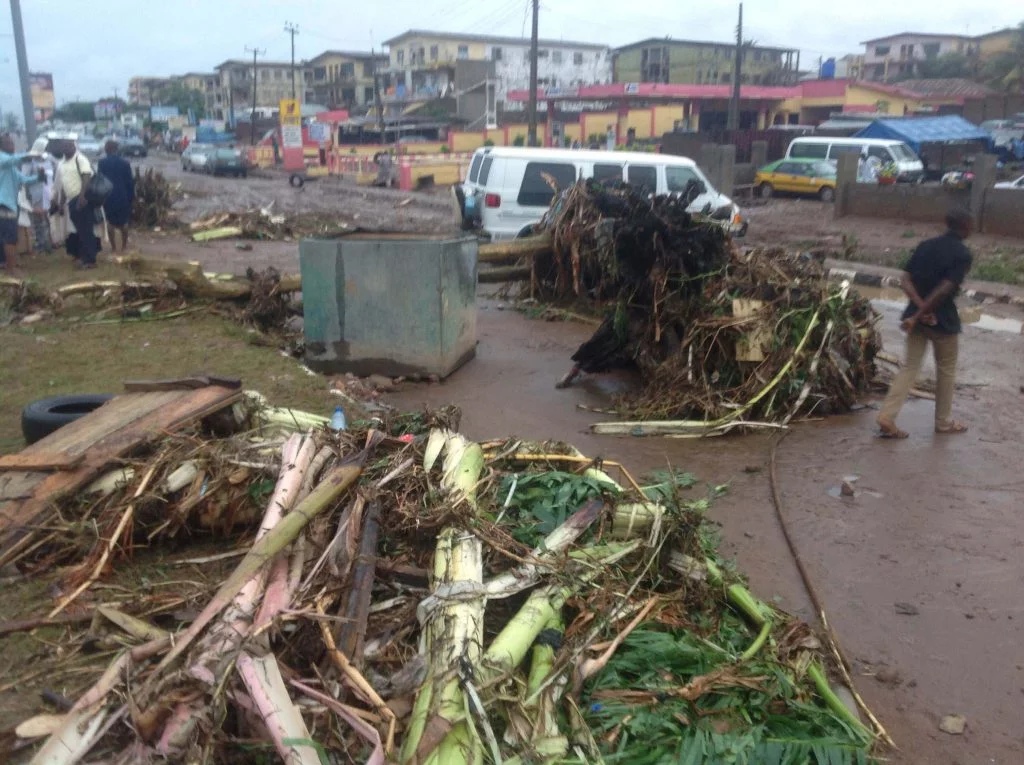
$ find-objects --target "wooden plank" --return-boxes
[0,386,243,557]
[19,391,182,459]
[122,375,242,393]
[0,453,84,472]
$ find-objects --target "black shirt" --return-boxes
[902,231,973,334]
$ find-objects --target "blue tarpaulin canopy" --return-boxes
[853,115,993,155]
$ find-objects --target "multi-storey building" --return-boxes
[212,59,310,121]
[383,29,611,126]
[613,38,800,86]
[307,51,389,110]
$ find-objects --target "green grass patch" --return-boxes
[970,256,1024,285]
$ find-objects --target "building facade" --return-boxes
[384,29,611,122]
[213,60,310,121]
[613,38,800,86]
[128,76,172,106]
[307,51,389,110]
[178,72,219,115]
[861,33,975,81]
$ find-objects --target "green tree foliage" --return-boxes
[3,112,21,133]
[53,101,97,122]
[981,22,1024,92]
[914,52,975,80]
[157,82,206,119]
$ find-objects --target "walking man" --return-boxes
[0,133,41,273]
[98,141,134,253]
[877,208,973,438]
[56,138,99,269]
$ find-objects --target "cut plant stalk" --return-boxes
[401,430,486,765]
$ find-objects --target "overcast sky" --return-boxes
[0,0,1019,113]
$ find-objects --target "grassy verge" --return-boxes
[0,311,335,455]
[840,240,1024,287]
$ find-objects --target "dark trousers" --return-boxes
[69,198,98,265]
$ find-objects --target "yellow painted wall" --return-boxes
[582,111,618,143]
[391,35,488,64]
[451,131,485,152]
[403,143,451,154]
[978,30,1016,57]
[410,159,470,187]
[847,85,925,114]
[504,124,547,145]
[486,131,507,146]
[653,105,685,136]
[563,123,582,143]
[625,109,654,140]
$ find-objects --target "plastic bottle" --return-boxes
[330,405,347,432]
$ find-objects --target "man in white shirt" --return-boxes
[54,139,98,268]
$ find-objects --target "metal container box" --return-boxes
[300,233,477,378]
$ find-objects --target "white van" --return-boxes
[785,137,924,182]
[460,147,746,240]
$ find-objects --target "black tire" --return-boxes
[21,394,114,445]
[759,183,774,199]
[819,186,836,203]
[289,174,305,188]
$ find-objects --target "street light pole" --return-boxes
[527,0,539,146]
[9,0,37,142]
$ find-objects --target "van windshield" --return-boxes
[890,143,918,161]
[517,161,577,207]
[790,142,828,159]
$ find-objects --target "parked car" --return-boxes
[785,137,924,182]
[77,137,104,161]
[995,174,1024,190]
[210,147,248,178]
[119,136,148,158]
[460,147,746,240]
[755,158,837,202]
[30,131,77,157]
[182,143,215,172]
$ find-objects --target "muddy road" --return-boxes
[386,298,1024,765]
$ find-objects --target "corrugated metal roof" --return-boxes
[897,78,997,98]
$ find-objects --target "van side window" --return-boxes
[479,156,494,185]
[468,154,483,183]
[517,162,577,206]
[867,145,890,161]
[828,143,863,158]
[666,166,702,193]
[627,165,657,193]
[593,163,623,183]
[790,142,828,159]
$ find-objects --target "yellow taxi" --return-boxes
[755,158,837,202]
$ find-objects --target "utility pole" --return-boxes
[10,0,37,142]
[527,0,539,146]
[371,49,385,138]
[284,22,299,101]
[245,46,264,145]
[727,2,742,131]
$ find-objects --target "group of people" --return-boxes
[0,134,135,273]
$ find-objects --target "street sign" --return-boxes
[281,124,303,149]
[308,122,330,143]
[279,99,300,126]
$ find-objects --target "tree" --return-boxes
[982,22,1024,92]
[157,82,206,119]
[913,53,975,80]
[54,101,98,122]
[3,112,21,133]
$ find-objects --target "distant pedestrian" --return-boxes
[271,134,280,164]
[0,133,41,273]
[55,139,100,268]
[25,152,54,252]
[877,208,974,438]
[98,140,134,253]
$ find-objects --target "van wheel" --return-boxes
[819,186,836,203]
[759,183,774,199]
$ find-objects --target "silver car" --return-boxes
[182,143,216,173]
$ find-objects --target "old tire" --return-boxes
[759,183,774,199]
[21,394,114,445]
[289,174,305,188]
[819,186,836,203]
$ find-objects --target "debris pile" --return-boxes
[190,207,353,242]
[4,397,881,763]
[132,168,180,229]
[531,181,880,432]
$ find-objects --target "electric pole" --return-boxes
[527,0,539,146]
[245,46,264,145]
[727,2,742,130]
[10,0,37,142]
[284,22,299,101]
[371,49,385,138]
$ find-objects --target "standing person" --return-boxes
[56,138,99,269]
[0,133,40,273]
[877,208,974,438]
[271,133,280,164]
[26,152,53,252]
[98,141,134,253]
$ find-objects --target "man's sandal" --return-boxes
[877,419,909,439]
[935,421,968,434]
